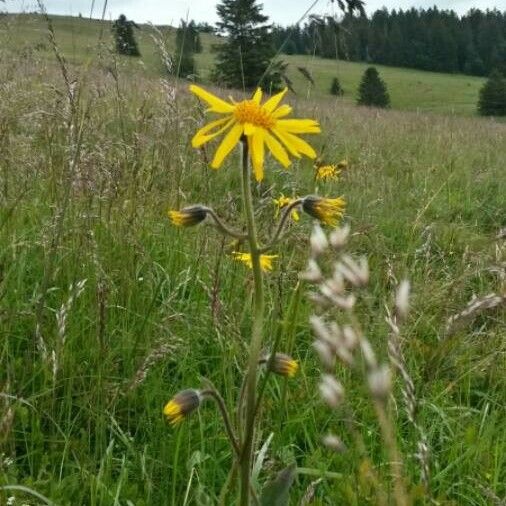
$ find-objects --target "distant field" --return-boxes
[1,13,488,116]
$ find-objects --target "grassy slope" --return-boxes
[1,11,505,506]
[3,13,487,116]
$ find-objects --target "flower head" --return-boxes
[163,389,202,425]
[168,206,208,227]
[302,196,346,227]
[261,352,299,377]
[315,164,340,182]
[273,194,300,221]
[190,85,320,181]
[232,252,278,272]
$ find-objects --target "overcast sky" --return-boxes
[4,0,506,25]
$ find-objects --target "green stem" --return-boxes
[239,140,265,506]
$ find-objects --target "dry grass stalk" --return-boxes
[445,293,505,337]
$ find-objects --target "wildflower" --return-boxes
[302,196,346,227]
[163,389,202,425]
[273,194,300,221]
[232,252,278,272]
[168,205,208,227]
[315,163,340,181]
[190,85,320,181]
[261,352,299,377]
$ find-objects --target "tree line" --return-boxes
[272,8,506,77]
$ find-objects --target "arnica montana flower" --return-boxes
[168,206,208,227]
[303,196,346,227]
[315,163,340,182]
[233,252,278,272]
[190,85,321,181]
[273,194,300,221]
[261,352,299,378]
[163,389,202,426]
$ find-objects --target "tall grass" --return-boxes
[0,16,505,505]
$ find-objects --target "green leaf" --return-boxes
[260,464,296,506]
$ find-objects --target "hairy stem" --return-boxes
[238,140,265,506]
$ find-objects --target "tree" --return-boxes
[112,14,140,56]
[173,20,200,78]
[478,70,506,116]
[330,76,344,96]
[357,67,390,107]
[212,0,282,91]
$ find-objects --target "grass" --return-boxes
[1,10,506,506]
[2,12,490,116]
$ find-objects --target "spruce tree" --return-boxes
[330,76,344,96]
[478,70,506,116]
[357,67,390,107]
[174,20,200,79]
[112,14,140,56]
[213,0,282,91]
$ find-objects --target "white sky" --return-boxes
[3,0,506,25]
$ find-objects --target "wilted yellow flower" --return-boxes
[261,352,299,377]
[303,196,346,227]
[273,194,300,221]
[163,389,202,426]
[190,85,320,181]
[168,206,208,227]
[232,252,278,272]
[315,164,340,182]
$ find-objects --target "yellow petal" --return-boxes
[250,130,265,182]
[211,123,244,168]
[272,104,293,118]
[273,128,317,158]
[263,87,288,112]
[276,119,321,134]
[252,88,263,104]
[192,117,234,148]
[265,132,291,168]
[244,122,257,136]
[271,128,301,158]
[190,84,235,114]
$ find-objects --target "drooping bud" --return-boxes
[168,206,208,227]
[163,389,202,425]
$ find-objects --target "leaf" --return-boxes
[260,464,296,506]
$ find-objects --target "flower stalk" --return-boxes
[238,139,265,505]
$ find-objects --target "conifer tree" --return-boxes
[330,76,344,96]
[112,14,140,56]
[174,20,200,79]
[357,67,390,107]
[213,0,282,91]
[478,70,506,116]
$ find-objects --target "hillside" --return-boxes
[1,12,488,115]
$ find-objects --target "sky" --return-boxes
[3,0,506,25]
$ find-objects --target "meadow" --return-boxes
[1,11,505,506]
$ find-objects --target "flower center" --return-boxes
[234,100,275,129]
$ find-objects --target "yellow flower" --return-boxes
[315,164,340,182]
[168,206,208,227]
[261,352,299,377]
[232,252,278,272]
[273,194,300,221]
[302,196,346,227]
[163,389,202,426]
[190,85,321,181]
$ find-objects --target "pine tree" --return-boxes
[173,20,200,79]
[330,77,344,96]
[213,0,282,91]
[357,67,390,107]
[112,14,140,56]
[478,70,506,116]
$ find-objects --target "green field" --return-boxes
[1,11,505,506]
[1,13,489,116]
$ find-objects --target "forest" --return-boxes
[272,8,506,76]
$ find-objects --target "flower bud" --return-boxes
[168,206,208,227]
[163,389,202,425]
